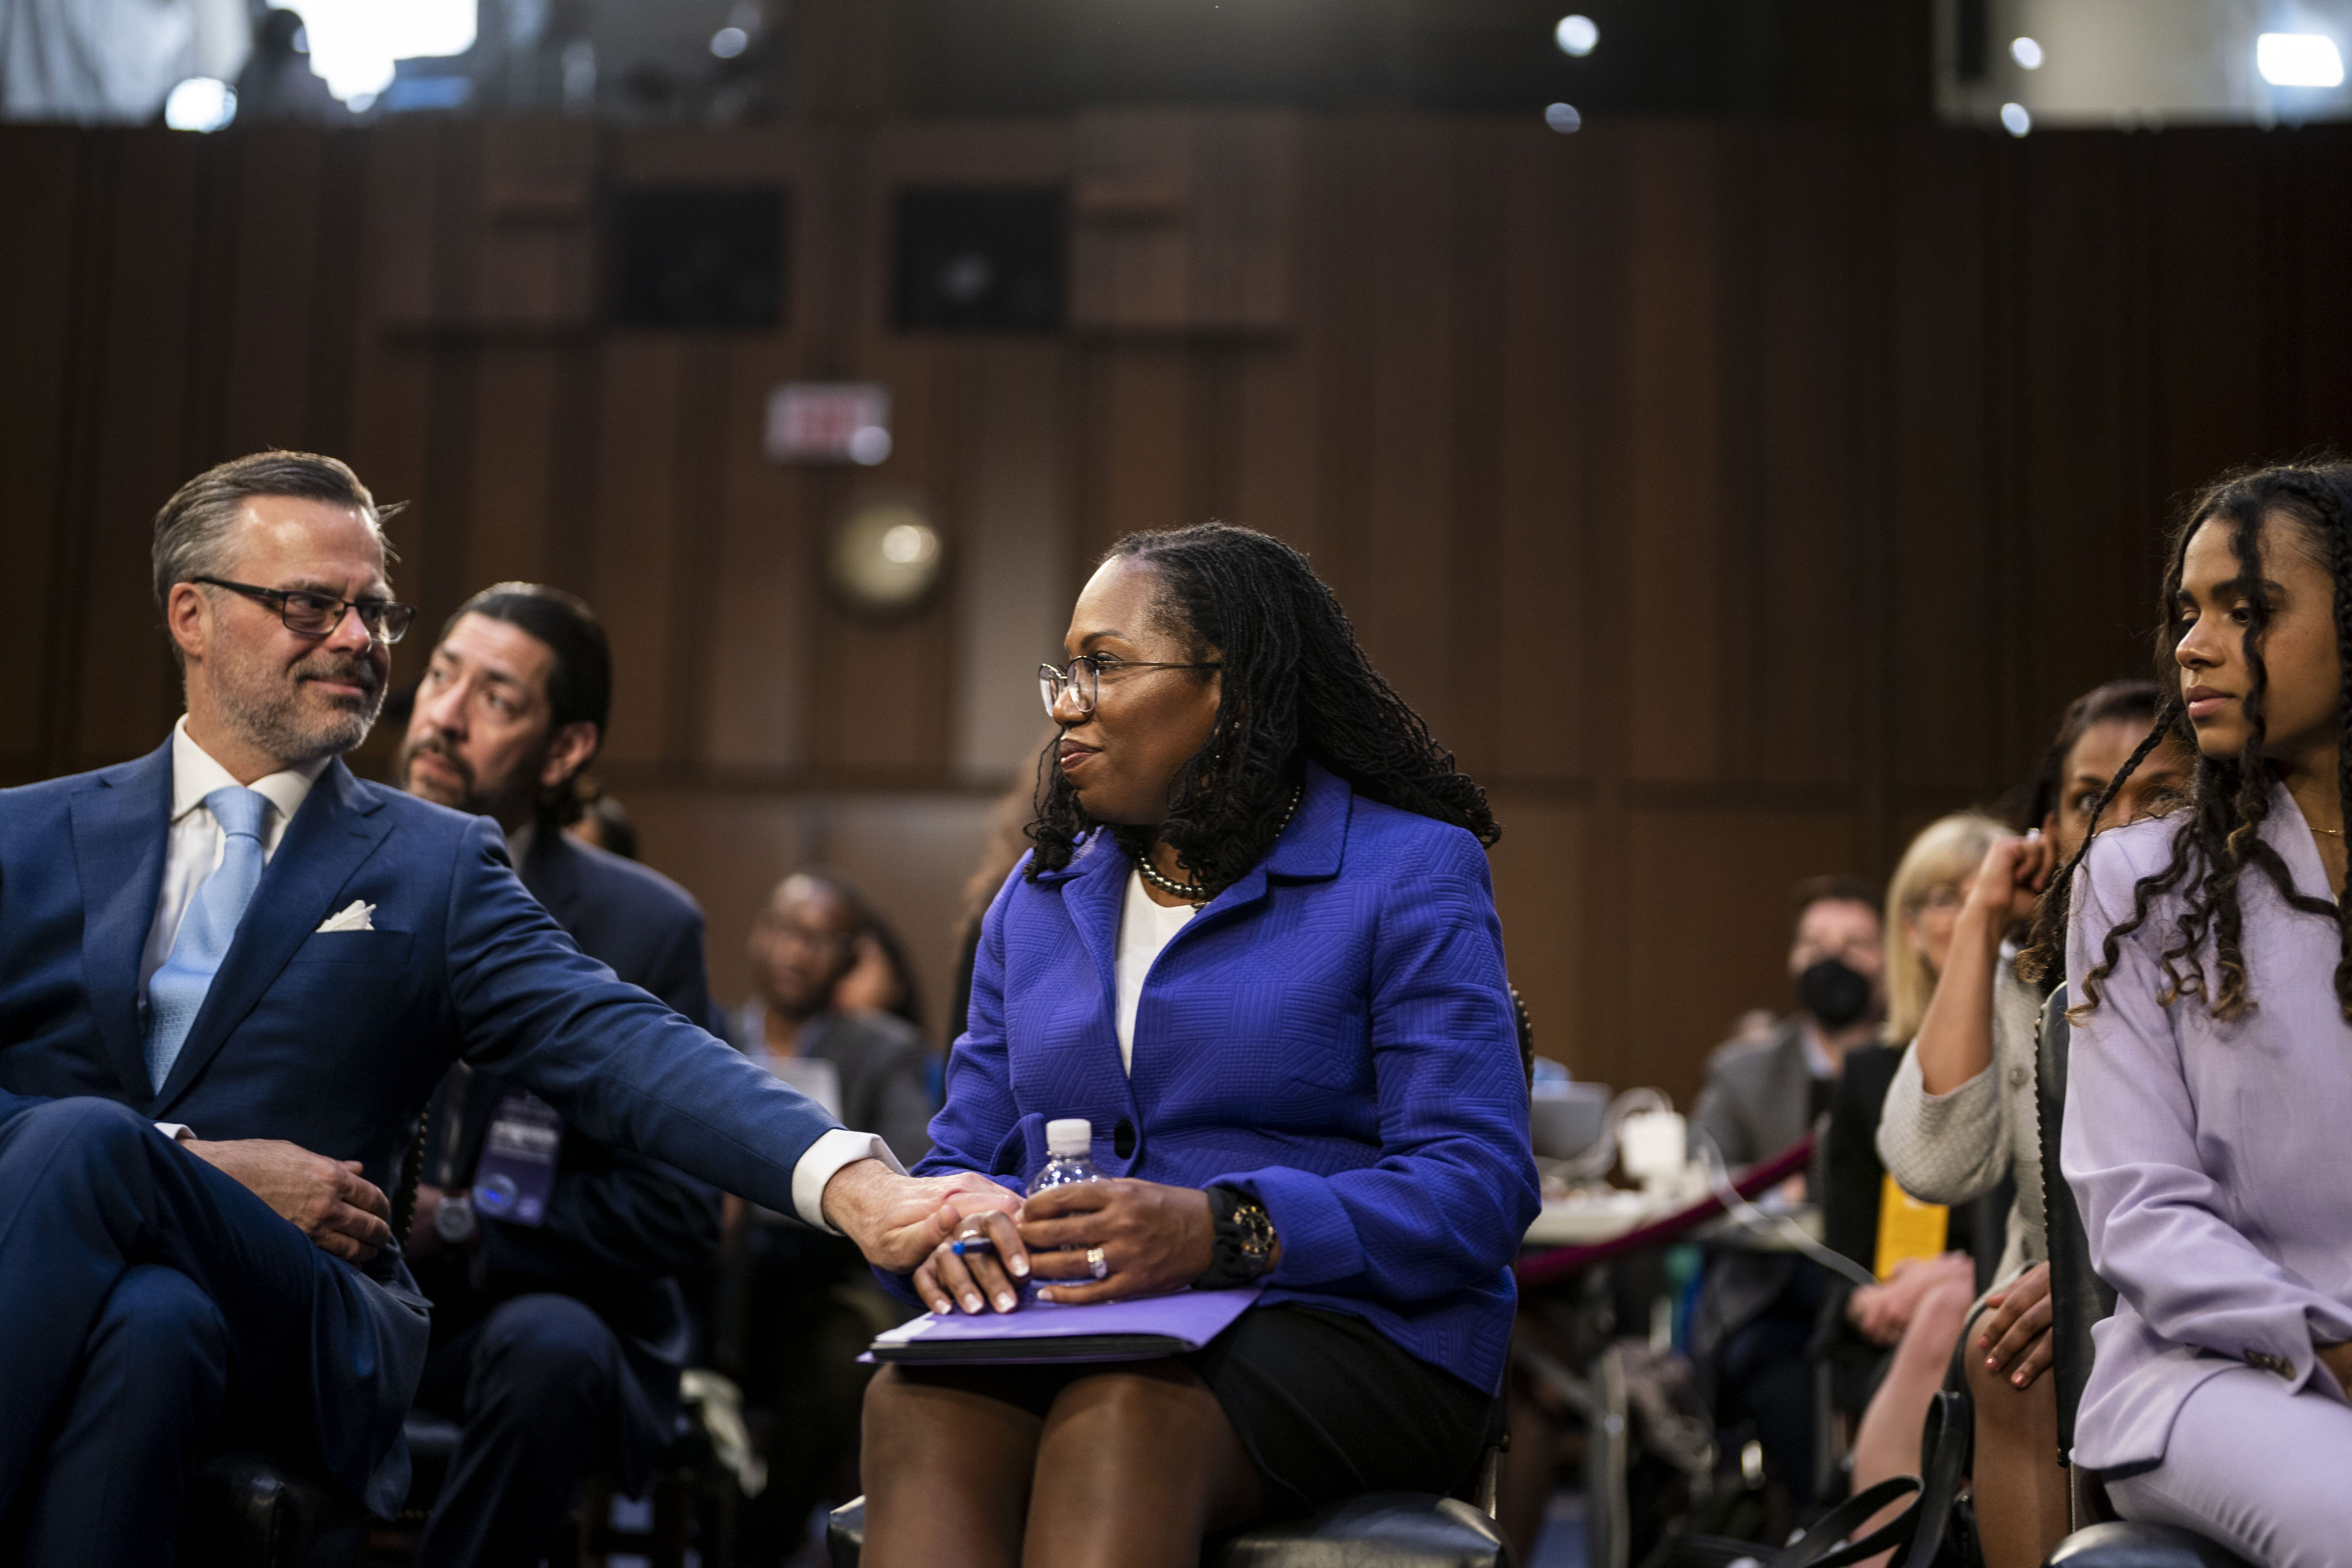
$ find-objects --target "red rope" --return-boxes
[1513,1131,1817,1288]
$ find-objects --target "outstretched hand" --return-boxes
[822,1159,1021,1273]
[184,1137,392,1263]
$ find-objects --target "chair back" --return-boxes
[2035,985,2116,1465]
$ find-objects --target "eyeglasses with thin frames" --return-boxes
[1038,654,1221,718]
[191,577,417,644]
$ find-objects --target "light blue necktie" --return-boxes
[144,785,271,1094]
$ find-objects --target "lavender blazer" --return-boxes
[910,762,1539,1396]
[2063,783,2352,1473]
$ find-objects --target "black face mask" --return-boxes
[1797,957,1874,1030]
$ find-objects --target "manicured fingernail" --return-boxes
[932,1299,952,1314]
[1986,1357,1998,1369]
[2013,1373,2026,1386]
[996,1293,1015,1311]
[1010,1256,1030,1276]
[1037,1288,1057,1302]
[963,1293,982,1312]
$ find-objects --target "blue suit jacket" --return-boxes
[0,739,838,1511]
[915,762,1538,1395]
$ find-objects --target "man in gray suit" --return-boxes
[1690,875,1886,1512]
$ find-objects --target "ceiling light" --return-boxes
[2010,36,2043,69]
[1999,101,2032,136]
[710,26,748,59]
[1554,15,1598,56]
[164,78,238,132]
[2257,33,2345,88]
[268,1,477,103]
[1544,102,1583,133]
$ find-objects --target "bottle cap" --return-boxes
[1046,1118,1092,1157]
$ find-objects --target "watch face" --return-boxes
[433,1196,477,1244]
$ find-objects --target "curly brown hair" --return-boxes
[2018,461,2352,1022]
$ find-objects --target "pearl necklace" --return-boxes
[1137,783,1304,906]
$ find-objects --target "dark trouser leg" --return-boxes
[1718,1310,1820,1509]
[0,1098,419,1539]
[10,1265,231,1568]
[415,1294,621,1568]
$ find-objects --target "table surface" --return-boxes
[1524,1190,1823,1252]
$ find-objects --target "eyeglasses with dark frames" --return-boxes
[1038,654,1222,717]
[191,577,418,644]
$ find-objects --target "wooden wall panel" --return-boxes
[1485,799,1586,1076]
[72,134,206,768]
[1621,125,1727,786]
[1488,129,1612,789]
[703,339,816,775]
[952,342,1077,782]
[1887,134,2000,805]
[214,132,326,459]
[463,346,563,591]
[588,337,688,770]
[10,114,2352,1084]
[0,129,84,768]
[1624,807,1862,1104]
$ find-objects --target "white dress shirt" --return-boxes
[144,719,895,1232]
[140,717,329,1007]
[1114,868,1196,1075]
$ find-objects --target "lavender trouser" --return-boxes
[2104,1363,2352,1568]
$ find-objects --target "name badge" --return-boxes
[473,1087,562,1227]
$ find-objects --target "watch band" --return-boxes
[1198,1184,1277,1289]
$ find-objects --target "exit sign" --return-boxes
[765,382,893,465]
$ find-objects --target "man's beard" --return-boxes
[397,732,541,825]
[213,641,384,767]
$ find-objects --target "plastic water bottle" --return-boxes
[1034,1118,1104,1190]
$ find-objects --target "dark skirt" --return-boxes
[1186,1303,1497,1515]
[889,1303,1494,1517]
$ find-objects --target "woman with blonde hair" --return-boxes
[1817,812,2007,1555]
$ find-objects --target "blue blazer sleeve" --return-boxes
[441,818,836,1218]
[1211,829,1538,1302]
[482,891,725,1284]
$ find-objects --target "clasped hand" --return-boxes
[913,1178,1216,1316]
[184,1138,393,1263]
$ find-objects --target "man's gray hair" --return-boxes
[150,450,397,611]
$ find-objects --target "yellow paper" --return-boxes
[1873,1172,1949,1280]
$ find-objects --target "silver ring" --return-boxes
[1086,1245,1109,1280]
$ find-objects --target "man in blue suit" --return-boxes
[391,581,727,1566]
[0,452,1008,1565]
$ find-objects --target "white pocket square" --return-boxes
[316,900,376,933]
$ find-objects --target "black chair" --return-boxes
[177,1453,366,1568]
[825,1490,1509,1568]
[2033,987,2257,1568]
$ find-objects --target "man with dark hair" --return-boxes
[395,583,725,1565]
[1689,873,1888,1517]
[0,453,1011,1562]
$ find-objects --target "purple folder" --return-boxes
[862,1287,1263,1365]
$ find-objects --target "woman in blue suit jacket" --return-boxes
[860,524,1539,1568]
